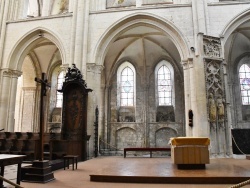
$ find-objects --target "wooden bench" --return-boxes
[124,147,171,158]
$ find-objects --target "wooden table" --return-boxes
[0,154,26,187]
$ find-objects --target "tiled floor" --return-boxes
[2,156,250,188]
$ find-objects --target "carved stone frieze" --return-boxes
[203,35,222,59]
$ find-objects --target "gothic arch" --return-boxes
[221,9,250,43]
[93,12,190,67]
[6,28,65,73]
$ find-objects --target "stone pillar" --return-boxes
[17,0,26,19]
[42,0,52,16]
[222,59,233,156]
[82,0,90,80]
[87,63,104,156]
[0,0,5,27]
[0,69,22,131]
[136,0,142,7]
[68,0,74,12]
[0,0,10,67]
[97,0,106,11]
[182,59,193,137]
[190,0,210,138]
[69,1,78,66]
[73,1,85,70]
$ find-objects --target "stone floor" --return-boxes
[2,156,250,188]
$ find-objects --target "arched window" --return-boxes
[155,60,174,106]
[56,71,64,107]
[239,64,250,105]
[157,65,172,105]
[117,62,135,107]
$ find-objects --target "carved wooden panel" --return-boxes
[59,64,92,161]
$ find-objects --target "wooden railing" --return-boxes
[0,175,23,188]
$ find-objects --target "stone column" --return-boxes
[73,1,85,70]
[182,59,193,137]
[82,0,90,80]
[69,1,78,66]
[0,0,5,27]
[97,0,106,11]
[42,0,52,16]
[17,0,26,19]
[68,0,74,12]
[190,0,210,138]
[222,59,233,156]
[0,69,22,131]
[0,0,10,67]
[136,0,142,7]
[87,63,104,156]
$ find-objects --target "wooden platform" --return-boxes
[90,156,250,184]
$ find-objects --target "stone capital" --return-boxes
[87,64,104,74]
[2,69,22,78]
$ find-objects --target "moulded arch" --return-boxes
[93,12,190,66]
[155,127,178,135]
[116,126,136,132]
[7,27,66,73]
[221,9,250,44]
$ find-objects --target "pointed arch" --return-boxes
[221,9,250,43]
[92,12,190,67]
[6,27,66,74]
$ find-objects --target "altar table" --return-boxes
[0,154,26,187]
[170,137,210,169]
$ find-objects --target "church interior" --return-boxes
[0,0,250,187]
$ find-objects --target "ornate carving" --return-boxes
[205,59,225,129]
[206,60,223,95]
[63,64,89,88]
[217,94,225,123]
[203,35,222,59]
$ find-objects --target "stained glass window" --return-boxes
[56,71,64,107]
[157,65,172,105]
[239,64,250,105]
[120,66,134,106]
